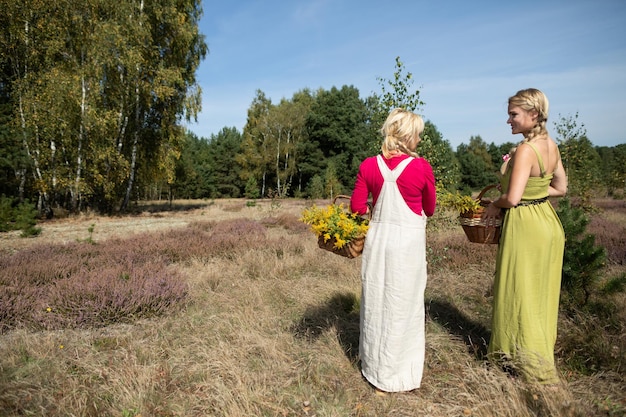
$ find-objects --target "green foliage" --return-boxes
[1,0,207,213]
[324,161,343,199]
[555,113,603,208]
[300,202,369,246]
[600,272,626,296]
[121,408,140,417]
[368,56,426,156]
[596,144,626,197]
[0,195,41,236]
[15,201,42,237]
[307,175,325,199]
[488,141,516,171]
[245,176,260,199]
[238,90,274,197]
[305,86,370,190]
[375,56,425,114]
[237,89,315,198]
[78,224,96,244]
[0,195,12,232]
[173,129,245,199]
[0,97,26,198]
[437,190,481,214]
[556,197,607,308]
[206,128,245,198]
[456,136,499,191]
[420,121,461,191]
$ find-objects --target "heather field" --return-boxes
[0,198,624,417]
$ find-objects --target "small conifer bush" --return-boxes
[556,197,607,308]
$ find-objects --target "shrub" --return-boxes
[0,218,284,333]
[0,240,188,332]
[41,260,188,329]
[558,304,625,375]
[588,207,626,265]
[0,195,41,236]
[260,213,310,234]
[557,197,607,308]
[0,195,12,232]
[437,190,481,215]
[244,176,260,199]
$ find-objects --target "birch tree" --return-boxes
[0,0,206,213]
[238,90,273,197]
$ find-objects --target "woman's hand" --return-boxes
[482,202,502,226]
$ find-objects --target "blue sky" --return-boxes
[187,0,626,149]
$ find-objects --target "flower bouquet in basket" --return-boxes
[300,195,370,258]
[439,185,501,244]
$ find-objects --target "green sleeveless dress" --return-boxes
[488,144,565,384]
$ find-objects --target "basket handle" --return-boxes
[476,184,499,202]
[332,194,352,205]
[333,194,372,220]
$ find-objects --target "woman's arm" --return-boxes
[548,156,567,197]
[421,162,436,217]
[351,161,371,215]
[483,144,533,220]
[492,144,533,209]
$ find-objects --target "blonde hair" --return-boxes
[509,88,549,142]
[380,108,424,158]
[506,88,550,163]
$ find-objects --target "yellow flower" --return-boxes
[301,202,369,245]
[334,239,346,249]
[333,234,347,249]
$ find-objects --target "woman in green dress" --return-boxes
[482,88,568,384]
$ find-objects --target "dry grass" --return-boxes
[0,198,624,417]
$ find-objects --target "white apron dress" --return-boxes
[359,155,428,392]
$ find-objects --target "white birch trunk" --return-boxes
[121,0,144,210]
[72,71,86,211]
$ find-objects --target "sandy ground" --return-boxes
[0,198,314,254]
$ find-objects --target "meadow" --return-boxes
[0,198,624,417]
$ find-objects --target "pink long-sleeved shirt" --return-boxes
[350,154,436,217]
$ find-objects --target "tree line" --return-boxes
[172,84,625,204]
[0,1,624,217]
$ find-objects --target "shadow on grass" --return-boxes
[291,293,492,363]
[426,298,491,360]
[291,292,360,362]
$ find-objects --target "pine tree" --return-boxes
[556,197,607,307]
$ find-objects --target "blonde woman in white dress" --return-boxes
[351,108,436,394]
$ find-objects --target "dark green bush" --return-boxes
[0,195,11,232]
[556,197,607,308]
[0,195,41,236]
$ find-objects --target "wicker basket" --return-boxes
[459,185,502,244]
[317,234,365,258]
[316,195,370,259]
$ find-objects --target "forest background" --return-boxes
[1,1,625,218]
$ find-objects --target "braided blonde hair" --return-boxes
[506,88,550,164]
[381,108,424,158]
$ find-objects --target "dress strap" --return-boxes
[526,143,546,177]
[376,155,414,181]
